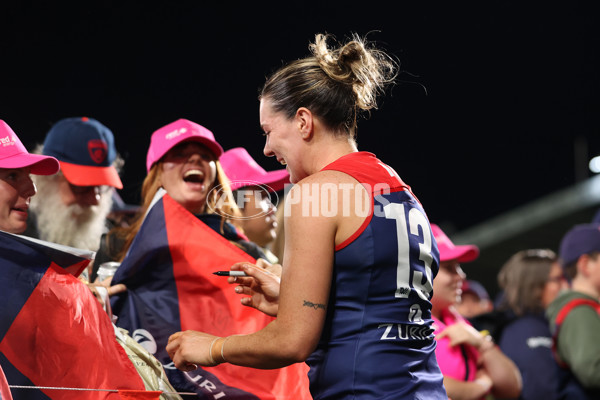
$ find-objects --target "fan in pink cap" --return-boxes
[0,120,59,175]
[220,147,289,263]
[1,120,59,234]
[430,224,522,399]
[431,223,479,262]
[220,147,289,193]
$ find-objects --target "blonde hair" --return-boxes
[260,33,398,139]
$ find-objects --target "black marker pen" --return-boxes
[213,271,248,277]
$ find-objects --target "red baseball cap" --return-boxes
[0,120,59,175]
[220,147,289,192]
[146,119,224,172]
[431,224,479,263]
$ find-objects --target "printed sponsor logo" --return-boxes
[163,362,227,397]
[378,323,435,341]
[132,328,158,354]
[185,371,226,398]
[527,336,552,349]
[0,135,16,147]
[165,127,188,140]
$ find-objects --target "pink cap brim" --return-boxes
[229,169,290,192]
[61,161,123,188]
[439,244,480,263]
[0,153,60,175]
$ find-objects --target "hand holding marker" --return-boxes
[213,271,248,277]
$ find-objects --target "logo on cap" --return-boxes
[88,139,108,164]
[0,135,16,147]
[165,127,187,140]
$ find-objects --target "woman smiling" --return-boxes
[0,120,59,234]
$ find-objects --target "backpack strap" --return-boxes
[552,298,600,368]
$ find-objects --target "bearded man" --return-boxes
[25,117,123,268]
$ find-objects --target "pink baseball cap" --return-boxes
[0,120,60,175]
[431,224,479,263]
[146,119,224,172]
[220,147,290,192]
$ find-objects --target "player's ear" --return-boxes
[295,107,313,140]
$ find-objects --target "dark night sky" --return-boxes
[2,2,599,234]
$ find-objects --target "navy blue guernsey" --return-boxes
[306,152,446,399]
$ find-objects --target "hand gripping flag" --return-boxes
[0,231,153,400]
[111,189,311,400]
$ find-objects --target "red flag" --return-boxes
[0,232,148,400]
[165,193,310,398]
[117,390,162,400]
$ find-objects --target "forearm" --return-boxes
[443,376,491,400]
[479,340,522,398]
[213,319,315,369]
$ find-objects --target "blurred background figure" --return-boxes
[220,147,289,264]
[431,223,522,400]
[25,117,123,262]
[493,249,565,400]
[591,208,600,224]
[546,224,600,400]
[457,279,494,319]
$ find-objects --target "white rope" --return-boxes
[8,385,197,396]
[9,385,117,392]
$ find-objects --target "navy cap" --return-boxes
[43,117,123,188]
[461,280,490,301]
[559,223,600,267]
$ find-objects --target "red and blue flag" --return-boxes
[111,190,310,400]
[0,231,149,400]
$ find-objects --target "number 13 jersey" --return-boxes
[306,151,446,400]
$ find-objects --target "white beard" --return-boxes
[30,175,113,252]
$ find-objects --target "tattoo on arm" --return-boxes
[303,300,326,310]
